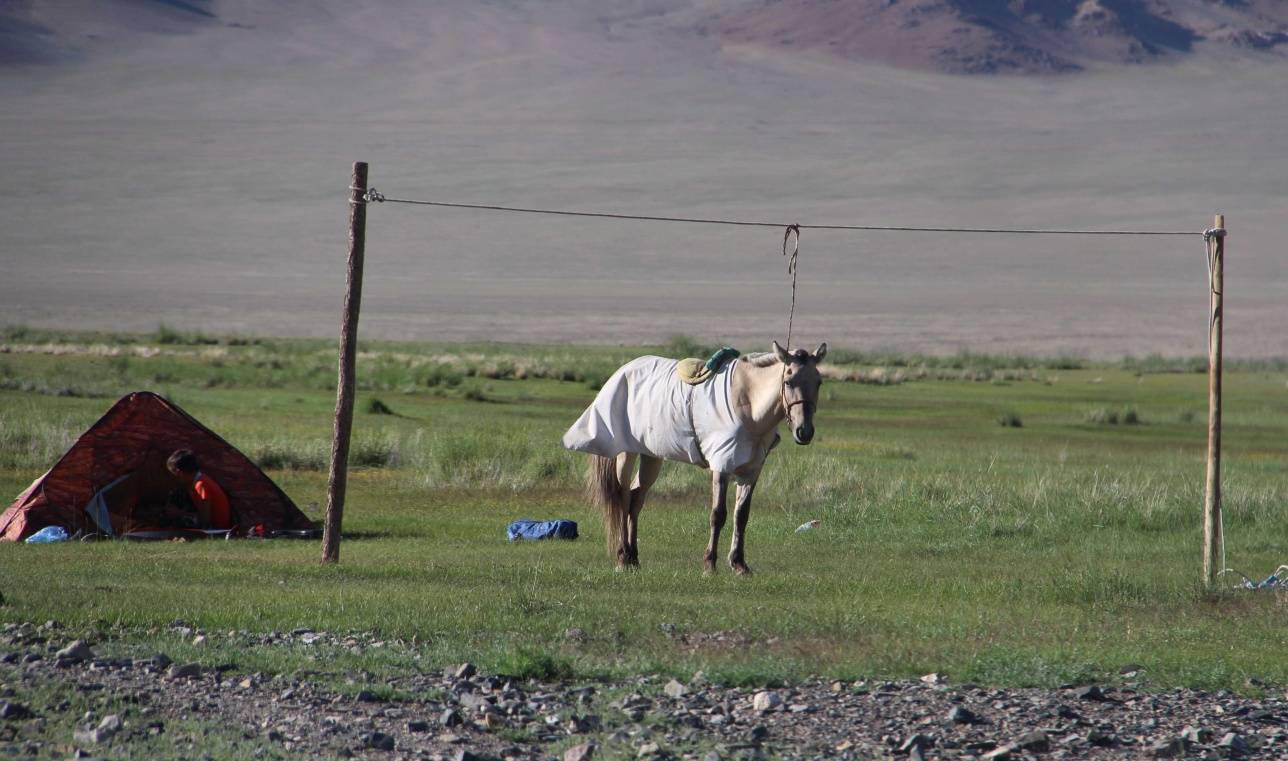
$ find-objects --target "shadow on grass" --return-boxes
[338,530,399,541]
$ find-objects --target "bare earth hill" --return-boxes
[6,0,1287,73]
[0,0,216,64]
[0,0,1285,357]
[711,0,1288,74]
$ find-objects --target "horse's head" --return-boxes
[772,340,827,444]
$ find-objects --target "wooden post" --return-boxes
[1202,213,1225,588]
[322,162,369,564]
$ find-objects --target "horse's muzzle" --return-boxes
[793,425,814,445]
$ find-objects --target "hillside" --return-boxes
[710,0,1288,74]
[0,0,216,64]
[3,0,1287,74]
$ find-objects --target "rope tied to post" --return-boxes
[1204,226,1225,356]
[782,224,800,349]
[1204,227,1225,298]
[348,186,387,204]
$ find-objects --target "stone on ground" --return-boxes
[55,640,96,663]
[751,690,782,712]
[166,663,201,680]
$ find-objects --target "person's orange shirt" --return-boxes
[192,473,232,530]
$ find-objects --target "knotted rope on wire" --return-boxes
[782,224,800,349]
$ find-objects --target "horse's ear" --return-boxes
[813,342,827,363]
[771,341,791,364]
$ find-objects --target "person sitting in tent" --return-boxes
[166,449,233,530]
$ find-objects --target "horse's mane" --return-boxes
[741,352,780,368]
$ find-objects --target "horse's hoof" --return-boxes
[732,563,753,576]
[703,563,717,576]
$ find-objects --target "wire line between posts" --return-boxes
[358,187,1214,373]
[358,189,1203,238]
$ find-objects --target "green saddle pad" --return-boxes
[676,358,711,385]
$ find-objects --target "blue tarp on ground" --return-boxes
[507,519,578,542]
[25,526,69,543]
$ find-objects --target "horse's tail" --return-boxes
[587,454,624,558]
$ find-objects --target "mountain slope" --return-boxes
[0,0,220,64]
[2,0,1286,74]
[709,0,1288,73]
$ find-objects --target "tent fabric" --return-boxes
[561,356,758,474]
[506,519,578,542]
[0,391,314,541]
[84,474,128,536]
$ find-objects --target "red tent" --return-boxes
[1,392,314,541]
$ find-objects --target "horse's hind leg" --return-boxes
[625,455,662,567]
[613,453,638,569]
[704,472,730,574]
[728,473,760,576]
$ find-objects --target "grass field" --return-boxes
[2,328,1287,693]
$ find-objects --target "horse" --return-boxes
[561,341,826,574]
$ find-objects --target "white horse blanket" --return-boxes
[562,356,756,474]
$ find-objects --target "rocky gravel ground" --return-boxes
[2,622,1286,760]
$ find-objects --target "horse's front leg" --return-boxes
[728,473,759,576]
[704,471,730,574]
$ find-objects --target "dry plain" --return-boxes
[1,0,1285,357]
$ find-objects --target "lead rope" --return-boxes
[783,224,800,349]
[780,224,802,420]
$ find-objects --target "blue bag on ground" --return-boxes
[25,526,70,544]
[507,519,578,542]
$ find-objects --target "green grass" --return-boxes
[2,329,1288,693]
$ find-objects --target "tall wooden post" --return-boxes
[1202,213,1225,588]
[322,162,369,564]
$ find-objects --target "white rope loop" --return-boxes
[348,186,387,205]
